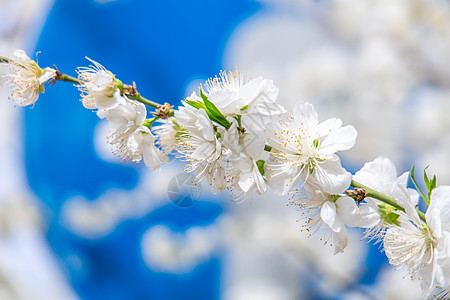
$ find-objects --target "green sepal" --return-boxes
[240,104,248,111]
[256,160,265,176]
[331,194,341,202]
[381,212,401,226]
[140,117,159,129]
[116,79,123,91]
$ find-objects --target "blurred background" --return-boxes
[0,0,449,299]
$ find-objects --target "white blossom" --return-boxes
[127,126,168,170]
[353,156,419,241]
[98,97,167,167]
[384,186,450,296]
[222,120,268,201]
[294,183,362,254]
[152,117,179,154]
[77,58,121,110]
[0,50,56,107]
[265,102,357,195]
[175,104,225,194]
[188,69,282,117]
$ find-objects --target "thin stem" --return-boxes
[59,74,82,85]
[351,180,426,222]
[127,94,161,109]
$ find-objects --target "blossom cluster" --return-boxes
[78,60,168,170]
[1,51,449,299]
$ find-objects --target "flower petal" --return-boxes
[336,196,361,228]
[319,125,357,155]
[312,158,351,194]
[293,102,318,134]
[320,201,342,232]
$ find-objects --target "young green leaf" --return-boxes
[424,166,437,200]
[185,99,206,110]
[410,165,430,206]
[203,98,231,129]
[200,88,208,102]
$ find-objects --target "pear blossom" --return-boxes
[98,97,168,168]
[0,50,56,106]
[294,183,362,254]
[384,186,450,296]
[127,126,168,170]
[222,120,268,201]
[353,156,419,240]
[265,102,357,196]
[188,69,283,117]
[77,58,121,110]
[152,117,180,154]
[176,104,226,193]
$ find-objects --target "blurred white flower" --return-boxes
[77,58,120,110]
[265,102,357,195]
[0,49,55,107]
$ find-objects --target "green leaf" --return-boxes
[424,166,437,200]
[410,165,430,206]
[256,160,265,176]
[200,88,208,102]
[185,99,205,110]
[424,165,431,190]
[201,91,231,129]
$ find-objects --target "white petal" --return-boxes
[359,203,381,228]
[196,109,215,141]
[353,156,398,195]
[13,49,30,61]
[427,186,450,239]
[265,121,298,154]
[39,68,56,84]
[93,89,120,110]
[293,102,318,134]
[319,125,357,155]
[336,196,361,228]
[312,158,351,194]
[191,143,215,161]
[238,172,254,193]
[143,146,167,170]
[320,201,342,232]
[332,227,349,254]
[317,118,342,137]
